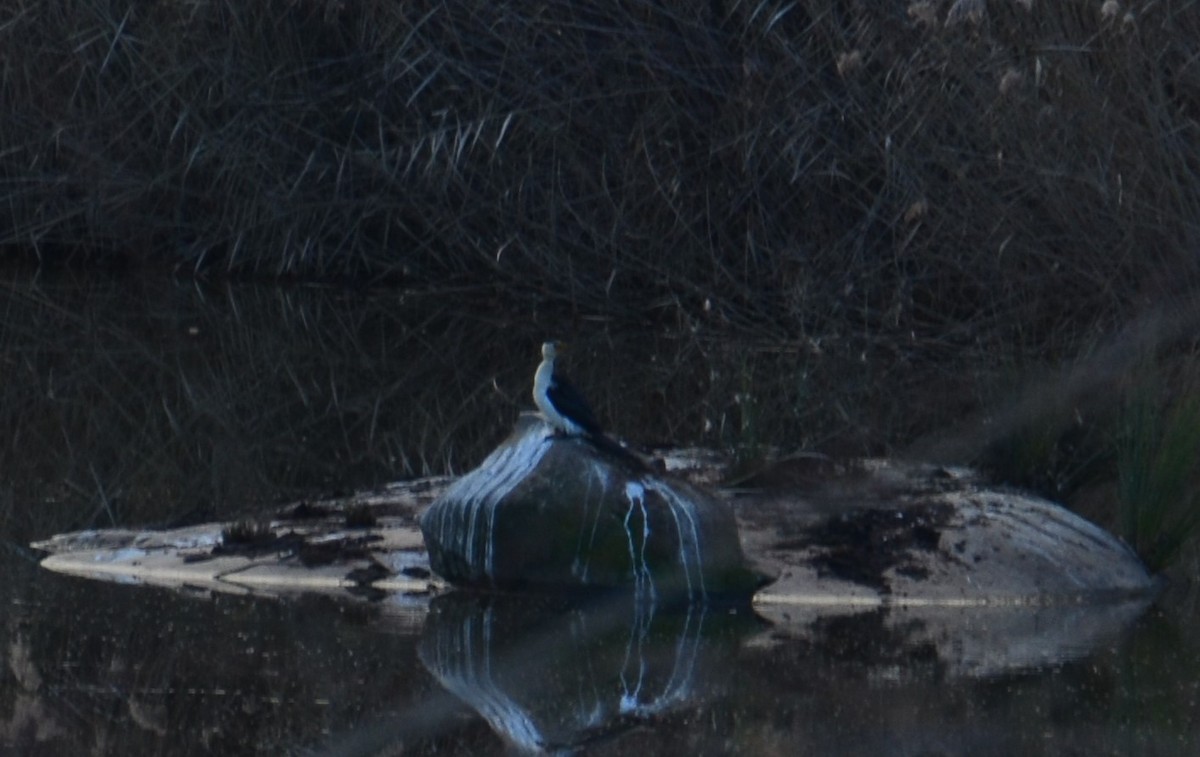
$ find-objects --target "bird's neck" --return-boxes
[534,357,554,392]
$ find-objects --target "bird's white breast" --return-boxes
[533,358,585,435]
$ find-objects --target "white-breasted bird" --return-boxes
[532,340,603,437]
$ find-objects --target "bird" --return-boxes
[532,340,603,436]
[532,341,649,470]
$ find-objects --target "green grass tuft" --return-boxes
[1118,390,1200,572]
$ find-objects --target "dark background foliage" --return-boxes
[2,1,1196,343]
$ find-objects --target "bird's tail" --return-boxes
[586,432,650,472]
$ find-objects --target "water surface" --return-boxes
[2,275,1197,754]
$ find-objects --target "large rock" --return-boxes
[33,444,1159,629]
[419,415,760,602]
[735,457,1159,610]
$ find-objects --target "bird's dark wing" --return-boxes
[547,373,603,434]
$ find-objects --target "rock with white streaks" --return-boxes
[418,414,761,602]
[733,456,1158,613]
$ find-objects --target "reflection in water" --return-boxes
[0,554,436,756]
[418,593,752,752]
[4,274,1200,754]
[758,598,1159,679]
[5,547,1200,754]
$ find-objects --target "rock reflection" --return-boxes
[756,596,1157,679]
[419,593,755,752]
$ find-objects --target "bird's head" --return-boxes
[541,340,565,360]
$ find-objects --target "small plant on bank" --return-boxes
[1117,390,1200,572]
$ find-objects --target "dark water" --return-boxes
[2,275,1199,754]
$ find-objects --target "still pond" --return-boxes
[1,275,1197,755]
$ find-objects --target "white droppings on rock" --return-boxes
[572,462,611,581]
[434,426,551,578]
[623,481,656,603]
[647,479,706,600]
[623,481,645,504]
[421,416,756,597]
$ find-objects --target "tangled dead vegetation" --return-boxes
[1,1,1197,346]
